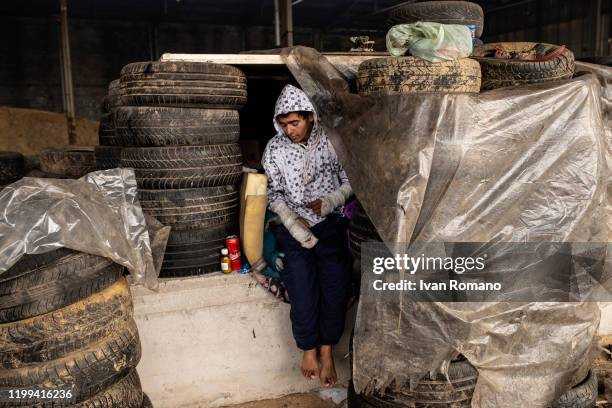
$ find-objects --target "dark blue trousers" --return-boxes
[272,214,351,351]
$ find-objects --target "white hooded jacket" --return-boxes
[262,85,350,226]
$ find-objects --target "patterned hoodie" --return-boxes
[262,85,350,226]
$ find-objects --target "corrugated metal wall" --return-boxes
[483,0,611,58]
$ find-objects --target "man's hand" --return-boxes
[306,199,322,216]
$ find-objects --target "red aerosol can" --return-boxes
[225,235,242,272]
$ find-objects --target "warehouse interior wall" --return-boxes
[483,0,612,56]
[0,15,385,123]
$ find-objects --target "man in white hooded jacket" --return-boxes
[262,85,352,388]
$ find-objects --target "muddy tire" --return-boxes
[39,146,96,178]
[348,360,477,407]
[0,278,132,369]
[0,318,141,406]
[471,42,575,90]
[0,249,123,323]
[95,145,122,170]
[0,151,25,185]
[119,62,247,109]
[121,144,243,189]
[99,112,117,146]
[72,369,143,408]
[141,393,153,408]
[138,185,239,228]
[388,1,484,37]
[552,370,597,408]
[358,57,481,95]
[115,107,240,147]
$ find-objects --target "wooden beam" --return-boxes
[160,53,382,66]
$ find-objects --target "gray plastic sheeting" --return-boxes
[282,47,610,407]
[0,168,163,290]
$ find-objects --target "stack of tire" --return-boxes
[95,79,122,171]
[0,151,25,189]
[111,61,246,278]
[360,2,483,96]
[0,249,151,407]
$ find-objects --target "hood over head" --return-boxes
[273,84,319,137]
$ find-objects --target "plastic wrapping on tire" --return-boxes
[0,168,168,290]
[282,47,611,407]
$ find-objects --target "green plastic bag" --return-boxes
[386,22,473,62]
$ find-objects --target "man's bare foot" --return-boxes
[318,345,337,388]
[302,349,319,380]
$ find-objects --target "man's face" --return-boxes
[276,112,314,144]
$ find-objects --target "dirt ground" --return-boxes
[219,392,340,408]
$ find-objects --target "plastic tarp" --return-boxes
[0,168,166,290]
[282,46,610,407]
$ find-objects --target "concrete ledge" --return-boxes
[132,273,354,408]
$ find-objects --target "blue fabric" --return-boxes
[262,211,284,280]
[272,214,351,350]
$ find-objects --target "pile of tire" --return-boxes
[471,42,575,90]
[348,368,597,408]
[0,151,25,189]
[0,249,151,407]
[39,146,97,178]
[103,61,246,278]
[362,1,484,96]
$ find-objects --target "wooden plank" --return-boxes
[160,52,382,66]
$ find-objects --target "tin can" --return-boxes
[226,235,242,271]
[467,25,476,46]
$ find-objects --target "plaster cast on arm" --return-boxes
[320,183,352,217]
[270,200,319,249]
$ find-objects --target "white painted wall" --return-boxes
[131,273,354,408]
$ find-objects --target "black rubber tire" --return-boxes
[115,107,240,147]
[349,360,477,407]
[358,57,481,95]
[138,185,239,228]
[551,370,597,408]
[166,222,237,247]
[471,42,575,90]
[160,224,237,278]
[159,262,219,278]
[0,151,25,185]
[0,278,132,369]
[119,61,247,109]
[95,145,122,170]
[99,112,117,146]
[0,318,141,407]
[121,144,243,189]
[39,146,97,178]
[141,393,153,408]
[72,369,143,408]
[388,1,484,38]
[0,249,123,323]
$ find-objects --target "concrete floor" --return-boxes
[219,392,340,408]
